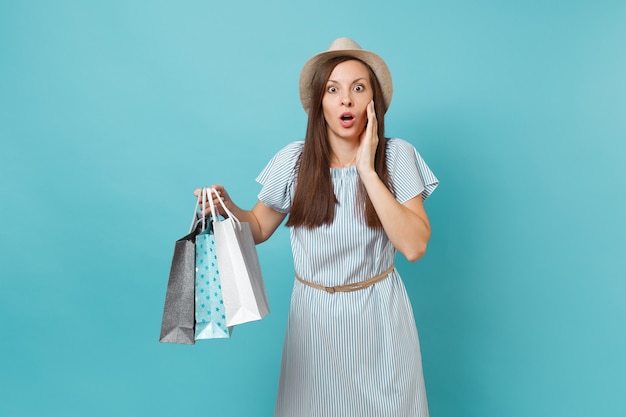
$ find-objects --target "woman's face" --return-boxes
[322,59,374,143]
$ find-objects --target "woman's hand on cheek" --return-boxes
[357,100,378,174]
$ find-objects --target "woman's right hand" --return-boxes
[194,184,287,244]
[193,184,233,218]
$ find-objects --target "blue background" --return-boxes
[1,1,625,416]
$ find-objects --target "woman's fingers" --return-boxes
[360,101,377,141]
[194,185,230,217]
[357,101,379,172]
[368,100,377,139]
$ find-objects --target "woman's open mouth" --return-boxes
[339,112,355,128]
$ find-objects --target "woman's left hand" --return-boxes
[357,100,379,174]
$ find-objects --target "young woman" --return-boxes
[198,38,439,417]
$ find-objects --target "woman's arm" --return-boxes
[194,185,287,244]
[360,173,431,262]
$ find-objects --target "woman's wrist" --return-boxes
[358,167,379,184]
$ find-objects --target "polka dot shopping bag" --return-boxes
[194,187,232,340]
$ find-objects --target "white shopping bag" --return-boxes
[208,187,270,327]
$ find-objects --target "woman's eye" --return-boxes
[354,84,365,92]
[327,86,337,93]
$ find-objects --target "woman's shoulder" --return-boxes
[386,137,417,153]
[385,137,440,200]
[385,138,420,162]
[259,141,303,174]
[278,140,305,153]
[269,140,304,163]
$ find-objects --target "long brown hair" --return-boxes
[286,56,393,229]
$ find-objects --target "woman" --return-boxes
[198,38,438,417]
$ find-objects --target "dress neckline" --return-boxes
[330,165,358,177]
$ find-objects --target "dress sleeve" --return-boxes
[255,141,304,213]
[386,138,439,203]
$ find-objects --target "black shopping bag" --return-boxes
[159,196,204,344]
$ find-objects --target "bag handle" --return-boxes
[203,187,221,232]
[202,187,209,232]
[189,189,203,233]
[207,187,218,223]
[210,187,242,230]
[190,187,220,233]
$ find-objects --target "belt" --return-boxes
[295,264,395,294]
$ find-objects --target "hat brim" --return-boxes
[299,49,393,114]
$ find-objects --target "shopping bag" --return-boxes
[159,195,203,344]
[194,188,232,340]
[211,188,270,327]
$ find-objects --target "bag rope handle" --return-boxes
[189,188,203,233]
[210,187,242,230]
[201,187,208,232]
[190,187,220,233]
[207,187,218,223]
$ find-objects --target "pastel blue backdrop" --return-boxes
[1,1,625,416]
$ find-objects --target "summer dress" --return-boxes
[256,138,439,417]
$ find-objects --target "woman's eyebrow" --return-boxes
[326,77,367,83]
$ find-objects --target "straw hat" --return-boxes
[299,37,393,114]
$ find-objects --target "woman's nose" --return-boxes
[341,92,353,106]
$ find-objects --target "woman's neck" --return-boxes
[330,152,356,168]
[329,142,358,168]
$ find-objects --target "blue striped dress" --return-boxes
[256,138,439,417]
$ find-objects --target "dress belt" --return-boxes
[295,264,395,294]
